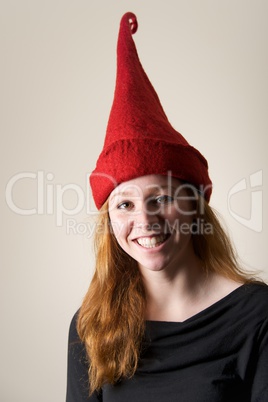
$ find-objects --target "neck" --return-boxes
[140,252,211,322]
[140,258,244,322]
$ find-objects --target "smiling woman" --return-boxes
[66,12,268,402]
[108,175,195,274]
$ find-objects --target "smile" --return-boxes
[136,234,169,248]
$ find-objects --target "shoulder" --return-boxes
[239,281,268,318]
[68,310,81,344]
[66,311,92,401]
[243,281,268,301]
[67,309,89,370]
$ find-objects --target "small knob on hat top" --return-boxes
[125,12,138,34]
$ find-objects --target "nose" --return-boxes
[134,206,160,232]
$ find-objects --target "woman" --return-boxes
[66,12,268,401]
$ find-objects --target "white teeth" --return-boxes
[137,234,167,248]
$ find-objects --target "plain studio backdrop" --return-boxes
[1,1,267,401]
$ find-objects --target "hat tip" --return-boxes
[122,12,138,34]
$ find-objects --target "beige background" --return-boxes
[1,1,267,401]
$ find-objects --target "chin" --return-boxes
[137,258,172,273]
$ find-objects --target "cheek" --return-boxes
[109,214,129,243]
[110,221,132,256]
[165,201,194,223]
[164,209,194,239]
[173,199,195,223]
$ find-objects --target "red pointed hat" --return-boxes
[90,12,212,209]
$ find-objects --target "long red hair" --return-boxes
[77,196,257,393]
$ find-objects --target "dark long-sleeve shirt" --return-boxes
[66,282,268,401]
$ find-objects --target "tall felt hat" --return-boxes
[90,12,212,209]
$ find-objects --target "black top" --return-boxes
[66,283,268,402]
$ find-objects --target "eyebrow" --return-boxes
[110,185,177,202]
[109,190,138,202]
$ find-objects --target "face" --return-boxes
[108,175,197,274]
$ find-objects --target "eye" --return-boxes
[117,201,134,210]
[155,195,174,204]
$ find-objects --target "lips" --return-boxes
[136,234,169,248]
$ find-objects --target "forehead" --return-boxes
[109,175,181,200]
